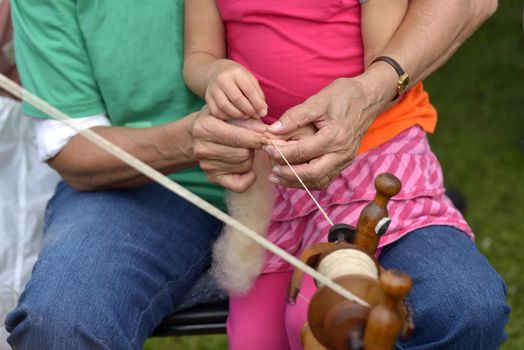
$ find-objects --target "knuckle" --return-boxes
[319,177,331,189]
[230,133,242,148]
[292,147,309,163]
[217,100,230,110]
[231,66,245,76]
[199,162,213,172]
[192,144,207,159]
[230,93,244,104]
[306,168,323,183]
[225,176,247,193]
[236,182,250,193]
[216,72,230,85]
[301,167,315,181]
[229,108,244,118]
[228,150,246,163]
[238,152,252,165]
[208,104,219,116]
[191,122,205,138]
[215,110,229,120]
[311,179,325,190]
[238,161,252,173]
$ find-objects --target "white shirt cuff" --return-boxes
[31,114,111,162]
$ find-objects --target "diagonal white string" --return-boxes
[269,139,334,227]
[0,73,369,308]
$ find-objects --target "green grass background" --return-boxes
[145,2,524,348]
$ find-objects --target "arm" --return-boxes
[378,0,498,87]
[361,0,408,67]
[183,0,267,119]
[12,0,262,192]
[265,0,497,189]
[10,0,198,191]
[46,117,198,191]
[46,108,265,192]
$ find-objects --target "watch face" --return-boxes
[398,73,410,93]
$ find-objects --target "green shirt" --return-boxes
[12,0,226,210]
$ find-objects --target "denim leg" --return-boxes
[4,181,223,350]
[174,269,227,312]
[379,226,510,350]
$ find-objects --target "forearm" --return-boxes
[353,0,497,115]
[48,115,198,191]
[380,0,497,86]
[183,0,227,98]
[263,0,497,190]
[361,0,408,67]
[183,53,227,98]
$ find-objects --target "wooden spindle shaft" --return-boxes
[354,173,401,256]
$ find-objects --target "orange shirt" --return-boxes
[358,82,437,154]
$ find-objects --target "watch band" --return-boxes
[371,56,410,100]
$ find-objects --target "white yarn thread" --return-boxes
[269,139,334,227]
[317,249,378,287]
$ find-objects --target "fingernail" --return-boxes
[259,108,268,117]
[264,146,274,157]
[269,121,282,131]
[272,166,281,175]
[268,174,280,184]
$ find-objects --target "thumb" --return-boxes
[268,101,321,135]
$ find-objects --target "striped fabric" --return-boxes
[263,126,473,273]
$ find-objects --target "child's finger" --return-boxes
[212,89,249,119]
[206,97,230,120]
[237,75,268,118]
[221,80,259,118]
[233,118,268,133]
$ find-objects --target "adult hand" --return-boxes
[263,68,396,190]
[189,106,266,192]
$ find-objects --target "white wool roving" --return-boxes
[212,150,275,295]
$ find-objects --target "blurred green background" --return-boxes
[145,1,524,349]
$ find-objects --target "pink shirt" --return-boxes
[265,126,473,272]
[217,0,364,124]
[216,0,473,273]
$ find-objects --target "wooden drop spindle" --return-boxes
[354,173,401,256]
[362,269,412,350]
[302,323,328,350]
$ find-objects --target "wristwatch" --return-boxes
[371,56,409,100]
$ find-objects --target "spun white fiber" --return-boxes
[211,150,275,295]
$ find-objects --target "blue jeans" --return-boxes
[379,226,510,349]
[5,182,224,349]
[5,183,509,349]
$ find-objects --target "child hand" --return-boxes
[207,60,268,121]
